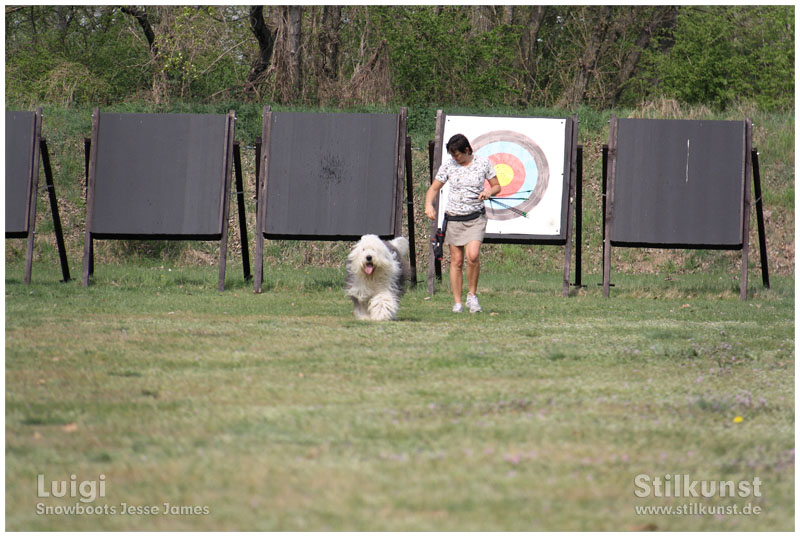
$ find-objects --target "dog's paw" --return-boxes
[367,293,398,321]
[352,300,371,320]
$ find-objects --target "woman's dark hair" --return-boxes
[446,134,473,155]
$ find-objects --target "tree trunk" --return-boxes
[521,6,548,101]
[502,6,514,25]
[470,6,494,35]
[318,6,341,80]
[286,6,303,100]
[611,6,678,105]
[345,39,393,105]
[245,6,276,91]
[269,6,304,103]
[55,6,74,46]
[120,6,166,103]
[120,6,157,53]
[557,6,612,108]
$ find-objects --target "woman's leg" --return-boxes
[465,240,482,295]
[449,244,464,304]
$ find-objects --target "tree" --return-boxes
[517,6,548,103]
[637,6,794,110]
[5,5,793,110]
[372,6,521,106]
[121,6,167,102]
[609,6,677,106]
[5,6,149,105]
[120,6,248,103]
[556,6,612,108]
[269,6,303,103]
[317,6,341,81]
[244,6,276,95]
[121,6,157,52]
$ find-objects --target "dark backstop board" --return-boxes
[84,110,241,290]
[611,118,746,248]
[89,112,229,238]
[603,116,762,300]
[6,108,71,283]
[6,111,37,236]
[262,111,401,239]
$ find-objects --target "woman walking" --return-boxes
[424,134,501,313]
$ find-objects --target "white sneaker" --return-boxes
[452,302,464,313]
[466,293,482,313]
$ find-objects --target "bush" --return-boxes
[637,6,794,111]
[374,7,524,107]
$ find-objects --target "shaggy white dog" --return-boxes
[345,235,411,321]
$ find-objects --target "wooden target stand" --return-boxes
[82,109,250,291]
[602,115,769,300]
[5,108,70,283]
[427,111,583,297]
[253,106,417,293]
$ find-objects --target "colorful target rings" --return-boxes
[473,130,549,221]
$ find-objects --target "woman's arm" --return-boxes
[424,180,445,220]
[478,177,501,201]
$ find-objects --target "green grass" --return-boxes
[5,259,794,530]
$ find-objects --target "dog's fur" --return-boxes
[345,235,411,321]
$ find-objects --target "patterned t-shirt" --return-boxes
[435,155,496,216]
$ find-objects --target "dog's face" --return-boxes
[363,253,375,275]
[348,234,392,277]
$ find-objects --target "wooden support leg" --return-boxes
[603,117,619,298]
[218,112,236,292]
[562,118,578,297]
[404,136,418,286]
[40,140,70,282]
[574,145,583,288]
[740,120,753,300]
[751,148,770,288]
[233,142,251,281]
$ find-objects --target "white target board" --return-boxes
[437,115,571,241]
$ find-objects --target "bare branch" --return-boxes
[120,6,157,54]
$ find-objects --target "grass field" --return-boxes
[5,258,794,531]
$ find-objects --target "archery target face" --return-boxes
[438,116,567,237]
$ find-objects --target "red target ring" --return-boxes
[486,153,525,197]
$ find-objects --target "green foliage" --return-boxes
[150,7,249,102]
[636,6,794,111]
[5,6,794,112]
[372,7,524,106]
[5,7,151,106]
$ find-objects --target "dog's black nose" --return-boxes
[366,255,372,262]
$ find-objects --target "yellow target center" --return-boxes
[494,163,514,187]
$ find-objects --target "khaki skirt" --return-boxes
[444,213,488,246]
